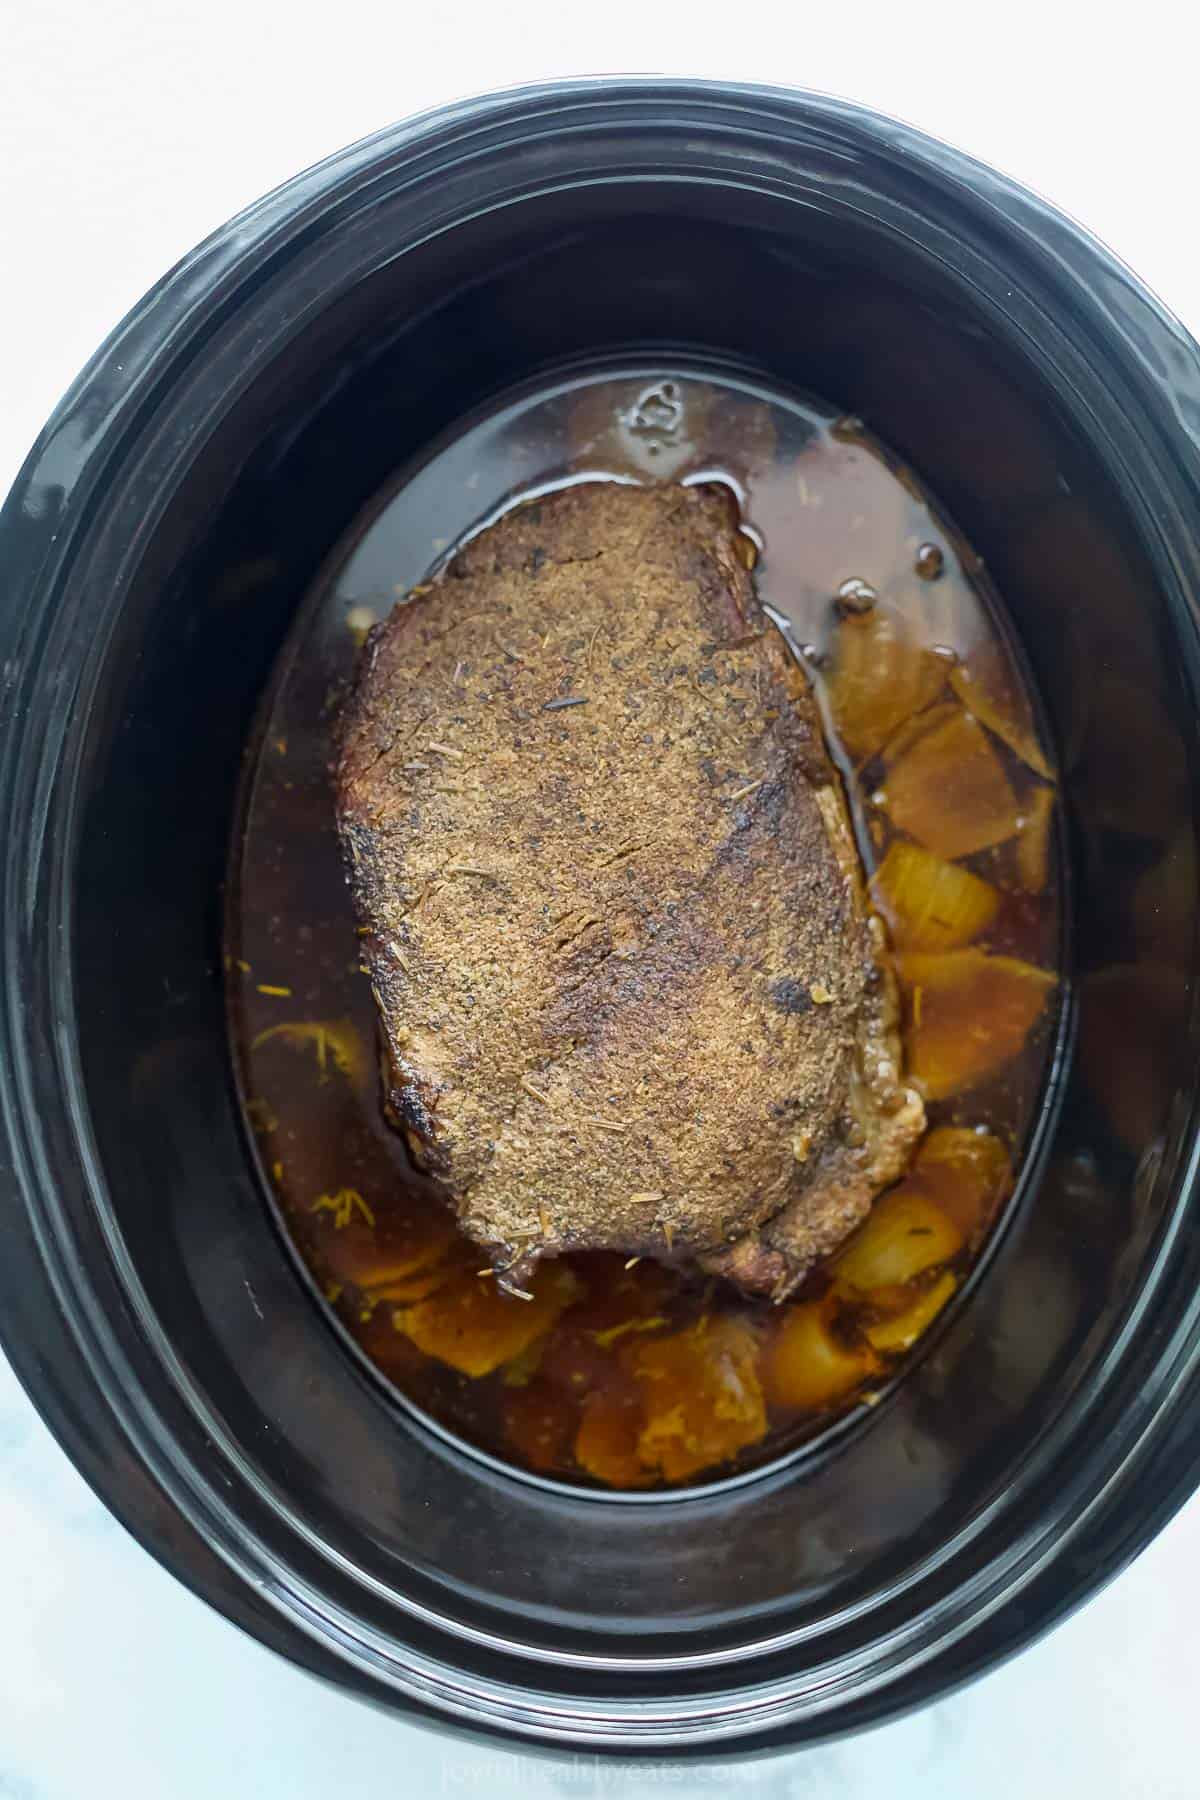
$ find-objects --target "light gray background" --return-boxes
[2,7,1197,1796]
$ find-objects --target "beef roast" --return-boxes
[336,482,924,1299]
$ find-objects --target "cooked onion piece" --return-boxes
[350,1225,462,1301]
[317,1201,460,1300]
[825,601,945,759]
[363,1261,458,1304]
[762,1299,879,1411]
[871,840,1000,951]
[394,1262,579,1377]
[866,1271,958,1353]
[897,949,1057,1100]
[627,1316,767,1481]
[883,706,1022,859]
[833,1188,963,1292]
[575,1388,654,1488]
[949,647,1053,780]
[913,1126,1012,1237]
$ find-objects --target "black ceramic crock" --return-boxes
[2,79,1198,1756]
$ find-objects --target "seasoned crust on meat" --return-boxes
[336,481,924,1297]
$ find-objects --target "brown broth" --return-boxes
[226,368,1063,1491]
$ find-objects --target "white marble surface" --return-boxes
[3,6,1199,1795]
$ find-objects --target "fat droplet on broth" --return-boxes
[835,577,879,615]
[565,377,704,481]
[618,380,695,477]
[627,380,683,437]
